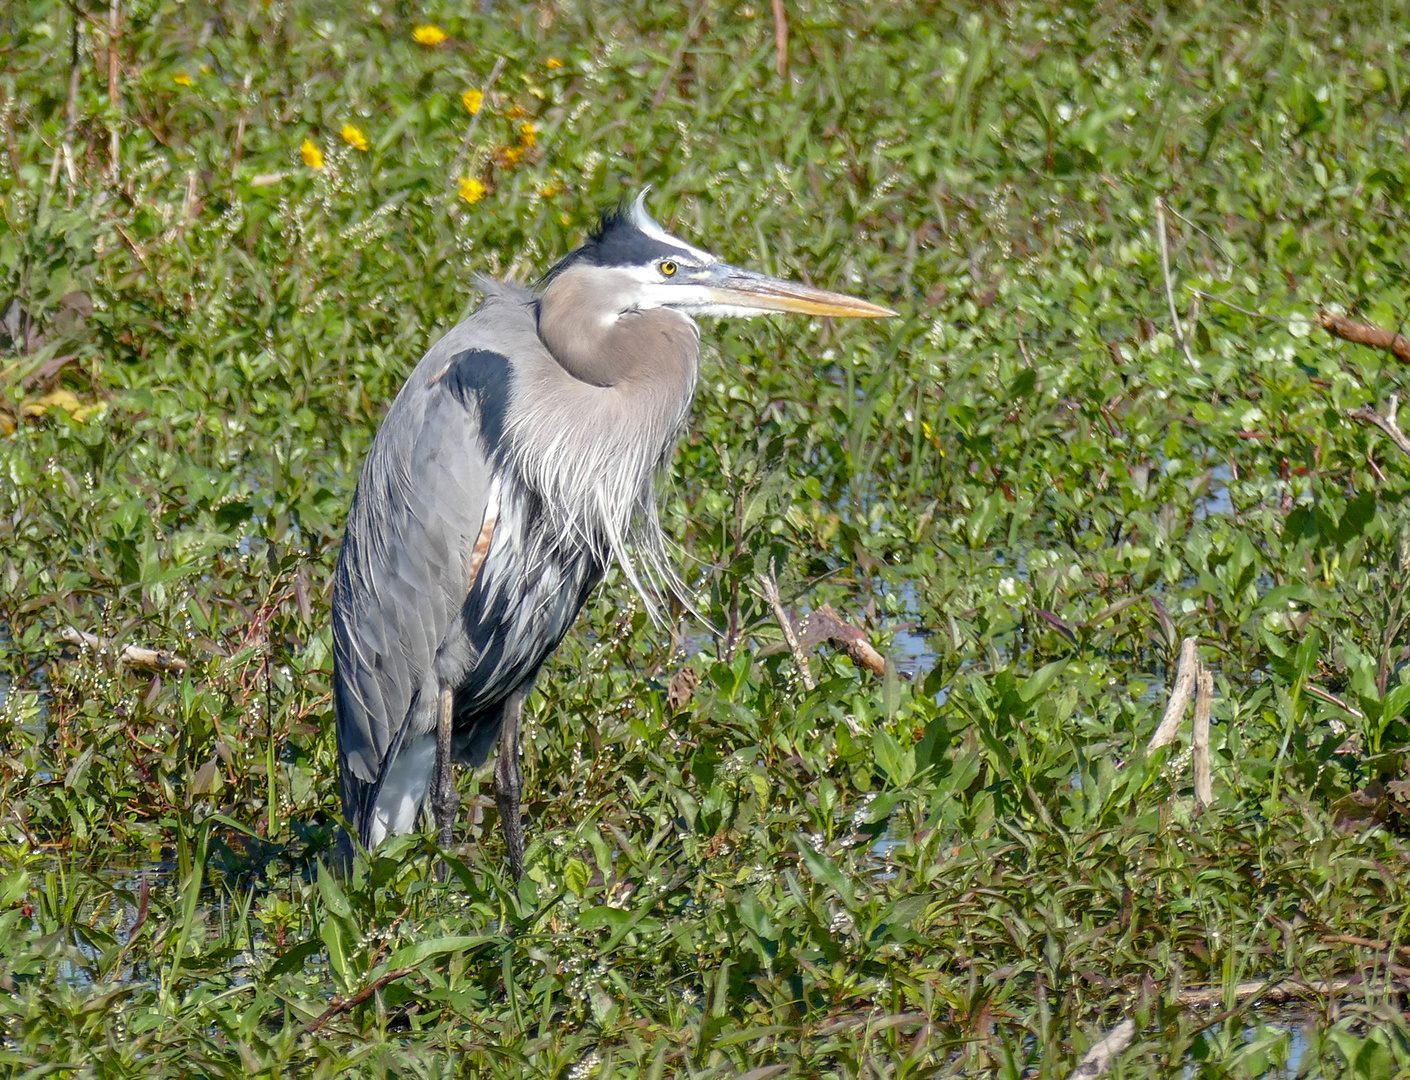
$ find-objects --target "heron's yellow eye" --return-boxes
[659,260,677,277]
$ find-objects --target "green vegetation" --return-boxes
[4,0,1410,1074]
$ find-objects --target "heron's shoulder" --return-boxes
[472,275,536,308]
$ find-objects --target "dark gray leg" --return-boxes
[431,684,459,851]
[493,685,529,879]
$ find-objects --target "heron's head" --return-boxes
[542,191,896,322]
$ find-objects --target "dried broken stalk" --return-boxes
[60,626,187,674]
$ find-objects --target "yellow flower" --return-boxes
[457,177,486,204]
[545,57,563,69]
[412,24,447,45]
[461,87,483,115]
[173,72,192,86]
[341,124,369,151]
[301,139,324,169]
[519,121,536,147]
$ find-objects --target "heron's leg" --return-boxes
[431,684,459,851]
[493,686,528,880]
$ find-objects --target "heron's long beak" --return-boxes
[700,264,897,319]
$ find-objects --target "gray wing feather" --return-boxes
[332,283,543,813]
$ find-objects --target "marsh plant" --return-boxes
[3,0,1410,1075]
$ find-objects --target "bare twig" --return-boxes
[1320,934,1410,961]
[304,965,416,1034]
[1066,1018,1135,1080]
[652,0,710,109]
[113,220,152,276]
[798,604,887,676]
[107,0,121,182]
[1155,197,1197,369]
[1188,290,1298,323]
[448,56,506,189]
[232,73,252,174]
[1306,684,1365,719]
[1174,975,1384,1009]
[1147,637,1199,751]
[60,627,188,674]
[1318,308,1410,365]
[1348,395,1410,460]
[1192,665,1213,807]
[758,560,814,691]
[48,13,83,201]
[771,0,789,77]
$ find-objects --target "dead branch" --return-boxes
[59,627,188,674]
[1147,637,1199,751]
[1320,934,1410,961]
[1066,1018,1135,1080]
[1192,665,1213,807]
[653,1,710,109]
[1318,309,1410,365]
[1348,394,1410,460]
[304,965,416,1034]
[1154,197,1197,369]
[771,0,789,77]
[1174,975,1391,1009]
[796,604,887,676]
[758,561,814,691]
[1306,684,1365,719]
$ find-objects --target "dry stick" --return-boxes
[1174,975,1383,1009]
[758,561,814,691]
[231,73,251,175]
[1347,395,1410,460]
[107,0,120,182]
[1321,934,1410,961]
[1317,308,1410,365]
[1306,683,1365,719]
[304,965,416,1035]
[447,56,506,190]
[1147,637,1199,751]
[1066,1018,1135,1080]
[1154,197,1197,369]
[652,0,711,109]
[1192,665,1213,806]
[48,15,83,200]
[60,627,188,674]
[771,0,789,78]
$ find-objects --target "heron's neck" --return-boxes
[502,273,699,571]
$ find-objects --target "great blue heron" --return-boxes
[332,191,894,877]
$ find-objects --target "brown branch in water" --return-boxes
[59,627,188,674]
[1066,1018,1135,1080]
[796,604,887,676]
[304,965,416,1035]
[1318,309,1410,365]
[771,0,789,77]
[1347,394,1410,461]
[1173,974,1390,1009]
[758,561,814,691]
[755,602,889,676]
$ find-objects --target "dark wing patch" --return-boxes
[439,348,512,450]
